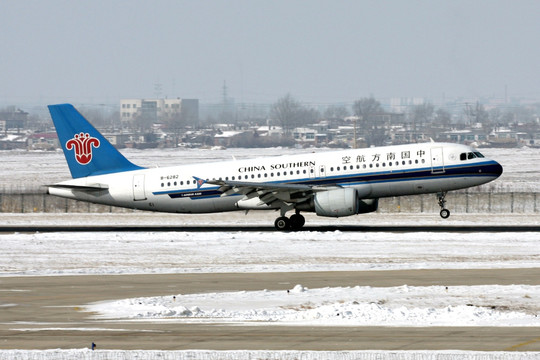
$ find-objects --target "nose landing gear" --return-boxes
[438,191,450,219]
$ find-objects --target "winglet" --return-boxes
[48,104,143,178]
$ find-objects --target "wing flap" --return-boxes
[205,179,338,206]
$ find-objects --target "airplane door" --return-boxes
[309,164,316,179]
[430,147,445,174]
[132,174,147,201]
[318,165,326,178]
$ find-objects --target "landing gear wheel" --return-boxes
[440,208,450,219]
[289,214,305,230]
[437,191,450,219]
[274,216,290,231]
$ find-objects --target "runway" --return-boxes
[1,224,539,232]
[1,269,540,351]
[1,216,539,352]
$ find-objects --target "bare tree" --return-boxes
[352,97,385,146]
[324,105,349,121]
[352,97,383,124]
[270,94,315,135]
[164,111,185,148]
[410,103,435,129]
[434,108,451,128]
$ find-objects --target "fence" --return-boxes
[0,190,538,214]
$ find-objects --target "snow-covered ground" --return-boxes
[1,220,539,358]
[1,213,539,331]
[1,214,539,276]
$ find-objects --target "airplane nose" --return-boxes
[493,161,503,177]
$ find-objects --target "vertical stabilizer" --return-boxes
[48,104,143,178]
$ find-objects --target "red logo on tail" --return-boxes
[66,133,100,165]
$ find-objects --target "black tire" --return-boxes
[289,214,305,230]
[274,216,290,231]
[440,208,450,219]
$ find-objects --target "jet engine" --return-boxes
[313,188,378,217]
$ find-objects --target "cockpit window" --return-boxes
[460,151,484,161]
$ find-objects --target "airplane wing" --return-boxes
[205,179,338,207]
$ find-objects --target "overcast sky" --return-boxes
[1,0,539,106]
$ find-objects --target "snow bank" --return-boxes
[86,285,540,327]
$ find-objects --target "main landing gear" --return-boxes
[274,211,305,231]
[437,191,450,219]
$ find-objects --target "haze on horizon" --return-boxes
[1,0,539,106]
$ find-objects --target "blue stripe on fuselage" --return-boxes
[153,160,501,199]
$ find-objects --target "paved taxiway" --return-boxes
[1,224,539,232]
[1,269,540,351]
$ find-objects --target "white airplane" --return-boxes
[47,104,503,230]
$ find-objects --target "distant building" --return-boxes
[214,130,249,147]
[0,108,28,132]
[27,132,59,150]
[120,98,199,125]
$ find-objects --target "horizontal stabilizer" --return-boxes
[46,183,109,191]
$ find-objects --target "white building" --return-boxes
[120,98,199,125]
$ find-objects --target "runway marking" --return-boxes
[505,336,540,351]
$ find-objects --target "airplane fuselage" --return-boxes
[49,142,502,215]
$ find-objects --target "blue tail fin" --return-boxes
[48,104,143,179]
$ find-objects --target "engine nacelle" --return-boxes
[313,188,378,217]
